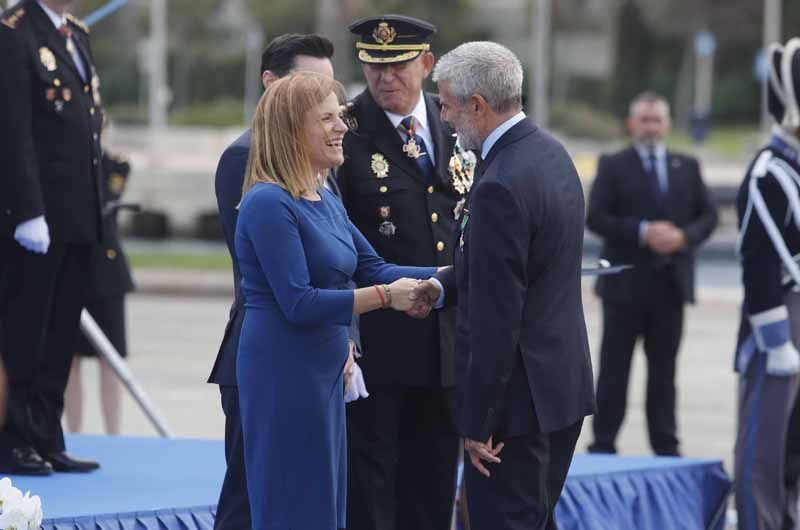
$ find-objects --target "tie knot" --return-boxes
[399,116,417,136]
[58,23,71,39]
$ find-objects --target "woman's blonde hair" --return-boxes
[243,71,345,198]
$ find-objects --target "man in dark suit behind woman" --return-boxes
[415,41,595,530]
[209,33,345,530]
[586,92,718,457]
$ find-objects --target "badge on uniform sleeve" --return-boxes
[39,47,56,72]
[371,153,389,179]
[379,221,396,238]
[379,206,391,219]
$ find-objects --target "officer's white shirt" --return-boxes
[36,0,88,81]
[384,92,436,165]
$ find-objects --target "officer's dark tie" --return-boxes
[647,148,664,204]
[397,116,436,182]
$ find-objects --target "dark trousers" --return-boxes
[465,420,583,530]
[0,240,90,453]
[590,272,684,456]
[347,384,460,530]
[214,384,252,530]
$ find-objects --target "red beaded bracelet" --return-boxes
[374,285,386,308]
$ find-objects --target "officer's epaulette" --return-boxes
[66,13,88,34]
[1,7,26,29]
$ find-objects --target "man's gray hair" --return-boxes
[432,41,523,114]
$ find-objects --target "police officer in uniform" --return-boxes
[66,152,134,436]
[338,15,473,530]
[0,0,104,475]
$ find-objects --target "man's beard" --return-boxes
[454,117,481,152]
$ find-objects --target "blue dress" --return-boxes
[235,183,436,530]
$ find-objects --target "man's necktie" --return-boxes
[58,24,76,54]
[647,149,664,203]
[398,116,435,182]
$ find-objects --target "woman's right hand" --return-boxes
[386,278,420,311]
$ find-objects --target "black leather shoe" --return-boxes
[43,451,100,473]
[0,447,53,475]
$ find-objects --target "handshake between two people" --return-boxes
[382,278,444,319]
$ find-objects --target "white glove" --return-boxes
[767,341,800,376]
[344,363,369,403]
[14,215,50,254]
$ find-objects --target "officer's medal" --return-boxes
[459,209,470,250]
[39,47,57,72]
[403,137,423,159]
[371,153,389,178]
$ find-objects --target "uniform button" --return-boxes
[106,249,117,260]
[431,212,439,223]
[436,241,445,252]
[84,85,90,93]
[427,186,434,194]
[53,78,61,87]
[90,107,95,115]
[379,186,388,193]
[93,158,98,166]
[93,133,98,141]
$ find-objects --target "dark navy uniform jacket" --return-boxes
[0,1,104,243]
[337,89,465,387]
[735,135,800,372]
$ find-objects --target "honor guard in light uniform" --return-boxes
[337,15,473,530]
[734,39,800,530]
[0,0,104,475]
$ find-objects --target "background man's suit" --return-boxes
[210,130,351,530]
[586,146,717,455]
[438,117,595,530]
[0,0,105,465]
[337,88,462,530]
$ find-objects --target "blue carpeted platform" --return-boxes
[5,435,730,530]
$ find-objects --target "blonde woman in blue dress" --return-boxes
[235,72,436,530]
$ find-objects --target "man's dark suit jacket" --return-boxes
[438,118,595,441]
[586,147,718,305]
[208,130,353,386]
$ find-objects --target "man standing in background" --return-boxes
[586,92,717,457]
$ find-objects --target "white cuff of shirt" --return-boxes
[638,220,649,247]
[429,277,445,309]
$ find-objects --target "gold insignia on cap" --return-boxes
[372,22,397,45]
[39,47,56,72]
[371,153,389,178]
[109,173,125,194]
